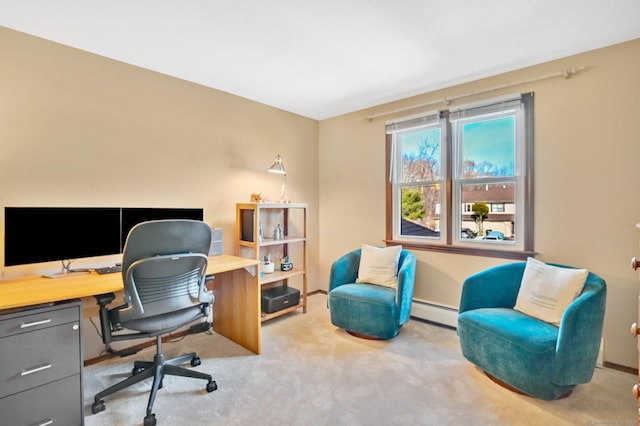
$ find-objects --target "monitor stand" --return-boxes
[42,260,91,279]
[43,270,91,279]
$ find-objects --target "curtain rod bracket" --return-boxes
[563,66,585,79]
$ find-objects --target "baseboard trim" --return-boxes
[410,299,458,328]
[603,361,638,376]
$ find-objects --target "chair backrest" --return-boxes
[117,219,212,323]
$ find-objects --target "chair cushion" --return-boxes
[458,308,558,354]
[355,244,402,288]
[514,257,587,325]
[457,307,575,400]
[328,283,399,339]
[120,305,205,335]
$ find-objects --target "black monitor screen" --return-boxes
[120,208,204,251]
[4,207,122,266]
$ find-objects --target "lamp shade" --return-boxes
[268,154,286,174]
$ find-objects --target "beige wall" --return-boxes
[0,26,320,357]
[0,26,319,280]
[319,38,640,368]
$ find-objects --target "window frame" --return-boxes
[385,93,535,260]
[390,117,447,245]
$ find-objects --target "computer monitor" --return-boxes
[4,207,122,267]
[120,208,204,251]
[4,207,205,271]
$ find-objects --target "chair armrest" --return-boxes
[396,250,416,324]
[328,249,361,292]
[201,275,216,304]
[459,262,527,313]
[554,273,607,384]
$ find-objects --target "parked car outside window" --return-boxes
[484,231,505,240]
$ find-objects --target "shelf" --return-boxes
[260,268,305,285]
[239,236,306,247]
[244,202,308,209]
[259,236,306,246]
[261,301,305,322]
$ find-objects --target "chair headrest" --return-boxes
[122,219,211,274]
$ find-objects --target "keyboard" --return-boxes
[95,265,122,275]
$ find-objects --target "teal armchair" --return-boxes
[327,248,416,339]
[457,262,606,400]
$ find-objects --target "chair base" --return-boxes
[483,371,572,400]
[346,330,386,340]
[92,335,216,426]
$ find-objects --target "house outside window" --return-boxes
[385,93,534,259]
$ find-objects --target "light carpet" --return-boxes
[83,294,637,426]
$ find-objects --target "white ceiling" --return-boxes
[1,1,640,120]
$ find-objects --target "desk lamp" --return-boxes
[268,154,287,202]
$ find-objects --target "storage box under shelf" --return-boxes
[261,286,301,314]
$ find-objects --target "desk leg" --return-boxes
[210,268,261,354]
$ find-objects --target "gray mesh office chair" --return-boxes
[91,219,217,426]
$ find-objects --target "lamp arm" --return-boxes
[280,174,287,201]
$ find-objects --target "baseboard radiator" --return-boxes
[411,299,459,329]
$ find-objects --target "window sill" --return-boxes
[384,240,534,261]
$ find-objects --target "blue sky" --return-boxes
[462,116,514,170]
[402,128,441,159]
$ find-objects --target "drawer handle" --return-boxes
[21,364,52,376]
[20,318,52,328]
[33,420,53,426]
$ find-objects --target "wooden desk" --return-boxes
[0,255,262,354]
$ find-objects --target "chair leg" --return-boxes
[93,365,155,408]
[146,361,165,418]
[165,352,197,367]
[133,360,154,372]
[164,363,213,381]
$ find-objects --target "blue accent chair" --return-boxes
[327,248,416,339]
[457,262,606,400]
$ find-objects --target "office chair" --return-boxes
[91,219,217,426]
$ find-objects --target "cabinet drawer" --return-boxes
[0,321,81,398]
[0,304,79,338]
[0,374,82,426]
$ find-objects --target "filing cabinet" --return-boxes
[0,300,83,426]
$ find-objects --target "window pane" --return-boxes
[400,128,441,182]
[400,185,440,238]
[461,116,514,178]
[460,182,515,241]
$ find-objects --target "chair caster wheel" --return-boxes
[191,356,201,367]
[91,400,106,414]
[207,380,218,392]
[144,413,156,426]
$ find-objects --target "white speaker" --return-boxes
[209,227,223,256]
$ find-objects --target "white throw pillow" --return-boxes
[514,257,588,326]
[356,244,402,288]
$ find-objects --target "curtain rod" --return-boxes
[364,66,586,121]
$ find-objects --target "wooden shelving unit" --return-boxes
[236,202,307,322]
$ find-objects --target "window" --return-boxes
[385,93,534,259]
